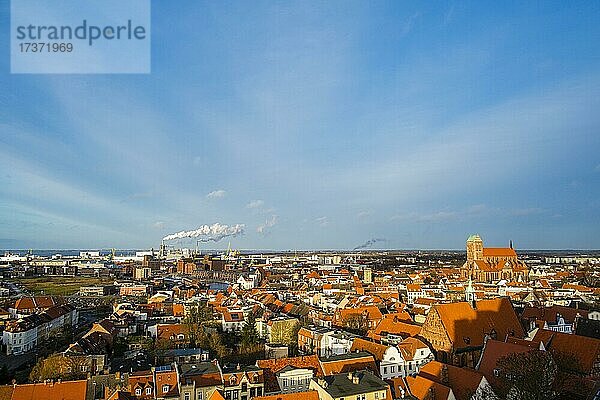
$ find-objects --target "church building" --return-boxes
[461,235,528,283]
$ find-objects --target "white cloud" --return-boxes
[390,211,456,222]
[257,215,278,235]
[246,200,265,209]
[153,221,165,229]
[315,216,329,227]
[401,12,421,37]
[356,210,373,219]
[508,208,545,217]
[206,190,227,199]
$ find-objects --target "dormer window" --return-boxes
[230,375,237,384]
[163,385,170,393]
[146,387,152,395]
[135,388,142,396]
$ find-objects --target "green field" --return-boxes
[12,277,112,296]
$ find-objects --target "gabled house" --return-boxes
[418,361,494,400]
[222,365,264,400]
[309,370,389,400]
[256,355,323,394]
[419,298,524,367]
[319,352,378,376]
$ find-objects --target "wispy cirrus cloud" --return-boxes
[246,200,265,209]
[257,215,278,235]
[206,190,227,199]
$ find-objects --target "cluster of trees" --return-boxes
[29,354,88,382]
[179,302,265,364]
[342,314,369,335]
[494,349,583,400]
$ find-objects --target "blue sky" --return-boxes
[1,1,599,250]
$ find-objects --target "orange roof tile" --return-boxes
[367,318,421,342]
[533,329,600,374]
[406,375,452,400]
[477,339,532,389]
[483,248,517,257]
[429,298,524,349]
[320,354,378,376]
[257,355,322,393]
[11,380,87,400]
[419,361,483,400]
[209,390,227,400]
[351,338,389,361]
[0,386,14,400]
[254,391,319,400]
[397,337,429,361]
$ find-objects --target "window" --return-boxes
[242,383,247,392]
[383,367,387,374]
[282,378,288,388]
[493,368,500,377]
[375,393,379,400]
[163,385,170,393]
[390,366,395,373]
[233,391,239,400]
[135,388,142,396]
[185,394,191,400]
[146,387,152,395]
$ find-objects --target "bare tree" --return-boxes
[496,350,556,400]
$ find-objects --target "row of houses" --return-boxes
[2,303,78,355]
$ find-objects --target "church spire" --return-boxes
[466,277,476,308]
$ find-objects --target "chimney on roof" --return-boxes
[510,240,513,249]
[441,364,449,385]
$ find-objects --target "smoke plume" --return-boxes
[353,238,387,250]
[162,223,245,242]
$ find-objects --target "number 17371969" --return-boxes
[19,42,73,52]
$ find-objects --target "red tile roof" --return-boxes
[406,375,452,400]
[429,298,524,349]
[10,380,87,400]
[320,354,378,376]
[532,329,600,375]
[419,361,484,400]
[477,339,532,389]
[253,391,320,400]
[482,248,516,257]
[350,338,389,361]
[257,355,323,393]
